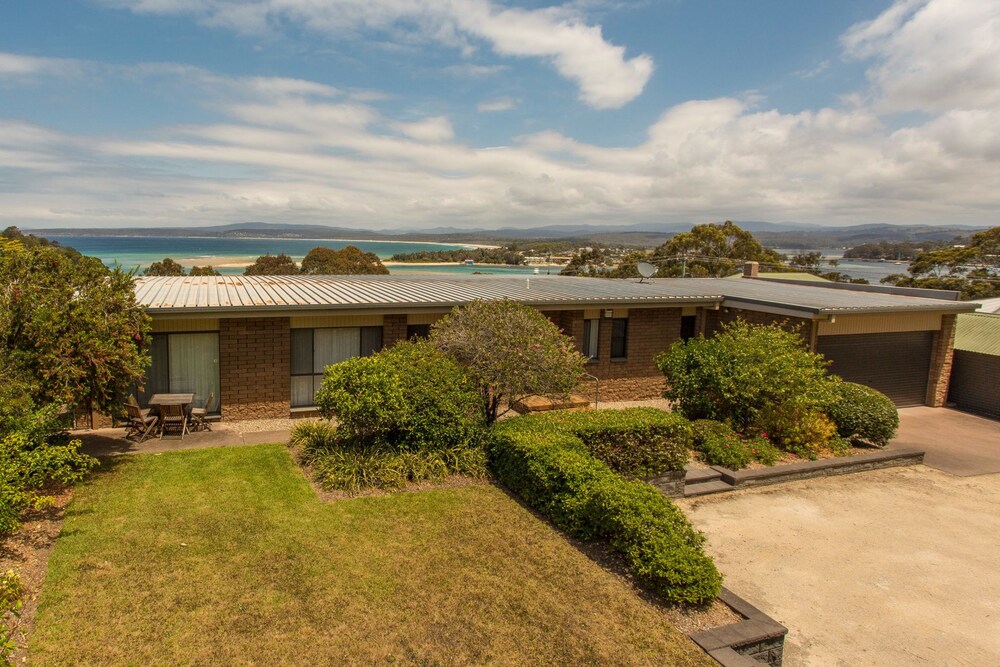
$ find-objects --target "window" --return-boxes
[611,318,628,360]
[138,333,220,413]
[406,324,430,340]
[582,319,599,360]
[291,326,382,407]
[680,315,697,342]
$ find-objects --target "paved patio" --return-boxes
[76,422,293,456]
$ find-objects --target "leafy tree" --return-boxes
[300,245,390,275]
[789,251,823,271]
[655,319,834,431]
[651,221,784,277]
[881,227,1000,299]
[143,257,186,276]
[431,300,587,424]
[1,226,82,261]
[188,265,221,276]
[244,253,300,275]
[0,240,151,422]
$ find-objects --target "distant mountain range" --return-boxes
[28,220,988,248]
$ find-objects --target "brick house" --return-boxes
[133,270,977,420]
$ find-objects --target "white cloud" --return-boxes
[0,52,80,78]
[102,0,654,108]
[444,63,507,77]
[842,0,1000,113]
[5,0,1000,229]
[477,97,516,112]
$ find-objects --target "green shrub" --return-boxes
[760,406,837,460]
[536,408,690,476]
[314,340,484,452]
[656,320,834,431]
[0,569,24,664]
[0,402,96,537]
[689,420,752,469]
[689,420,782,469]
[489,414,720,605]
[823,382,899,446]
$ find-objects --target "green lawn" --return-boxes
[31,445,711,666]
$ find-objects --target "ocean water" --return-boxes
[37,235,481,275]
[33,234,908,281]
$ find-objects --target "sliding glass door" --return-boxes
[139,333,220,413]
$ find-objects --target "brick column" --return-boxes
[219,317,290,420]
[383,314,407,347]
[925,314,957,407]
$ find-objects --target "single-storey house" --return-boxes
[948,312,1000,418]
[133,264,978,420]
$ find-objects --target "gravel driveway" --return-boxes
[678,466,1000,666]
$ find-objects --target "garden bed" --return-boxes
[713,447,925,489]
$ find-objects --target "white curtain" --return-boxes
[314,328,360,372]
[168,333,220,412]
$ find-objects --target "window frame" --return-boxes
[582,318,600,361]
[140,332,221,413]
[610,318,628,361]
[290,326,383,408]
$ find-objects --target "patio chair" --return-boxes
[188,392,214,432]
[159,402,188,440]
[124,403,159,443]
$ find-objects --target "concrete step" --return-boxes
[684,480,733,497]
[685,466,723,484]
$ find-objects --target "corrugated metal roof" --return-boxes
[134,275,722,313]
[954,313,1000,355]
[133,274,979,316]
[725,272,832,282]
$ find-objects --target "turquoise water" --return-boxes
[36,235,489,275]
[33,234,906,281]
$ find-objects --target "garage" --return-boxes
[817,331,934,407]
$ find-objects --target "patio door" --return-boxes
[140,333,220,413]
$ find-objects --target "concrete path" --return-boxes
[891,407,1000,476]
[679,466,1000,666]
[77,424,291,456]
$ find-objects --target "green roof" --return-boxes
[954,313,1000,356]
[725,272,832,283]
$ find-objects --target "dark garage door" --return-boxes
[817,331,933,407]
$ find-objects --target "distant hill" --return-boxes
[29,221,987,249]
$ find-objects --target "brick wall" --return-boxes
[704,308,812,342]
[383,314,407,347]
[925,313,956,407]
[219,317,290,420]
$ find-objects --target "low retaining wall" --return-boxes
[714,448,925,489]
[644,470,685,498]
[689,588,788,666]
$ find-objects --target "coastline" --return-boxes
[35,231,498,250]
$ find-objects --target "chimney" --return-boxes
[743,261,759,278]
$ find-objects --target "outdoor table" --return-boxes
[148,393,195,409]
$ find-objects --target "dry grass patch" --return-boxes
[30,445,711,666]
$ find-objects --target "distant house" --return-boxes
[132,265,976,421]
[948,313,1000,417]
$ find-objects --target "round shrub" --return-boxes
[656,320,833,431]
[823,382,899,446]
[314,340,485,452]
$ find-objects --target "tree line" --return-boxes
[142,245,390,276]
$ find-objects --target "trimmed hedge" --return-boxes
[489,412,721,605]
[523,408,691,477]
[823,381,899,446]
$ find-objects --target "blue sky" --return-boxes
[1,0,998,230]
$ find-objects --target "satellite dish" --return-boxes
[637,262,656,281]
